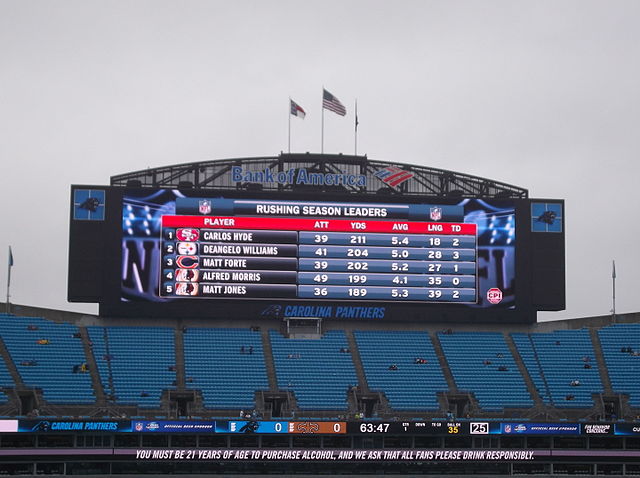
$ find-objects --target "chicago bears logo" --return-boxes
[176,256,199,269]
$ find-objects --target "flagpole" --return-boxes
[354,99,358,156]
[288,98,291,153]
[6,247,11,315]
[321,87,325,154]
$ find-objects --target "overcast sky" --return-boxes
[1,0,638,322]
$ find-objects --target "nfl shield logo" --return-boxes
[430,207,442,221]
[199,200,212,215]
[504,424,512,433]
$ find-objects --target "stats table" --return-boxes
[160,215,478,303]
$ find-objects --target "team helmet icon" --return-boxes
[175,282,199,296]
[176,256,199,269]
[175,269,199,282]
[177,228,200,241]
[177,242,198,255]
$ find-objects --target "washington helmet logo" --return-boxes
[176,269,199,282]
[374,166,414,188]
[199,200,212,215]
[430,207,442,221]
[175,282,198,296]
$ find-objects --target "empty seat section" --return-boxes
[88,326,175,408]
[512,330,602,408]
[0,328,15,403]
[438,331,533,411]
[270,330,357,410]
[598,324,640,408]
[184,327,268,409]
[0,316,94,404]
[355,330,447,411]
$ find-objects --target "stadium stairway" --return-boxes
[344,330,370,393]
[174,327,186,390]
[430,332,458,393]
[504,333,544,408]
[78,325,105,405]
[528,334,555,405]
[589,327,613,394]
[260,328,278,391]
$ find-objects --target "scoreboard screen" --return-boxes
[69,182,564,322]
[120,190,515,308]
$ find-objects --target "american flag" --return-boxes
[322,89,346,116]
[290,99,306,119]
[374,166,415,188]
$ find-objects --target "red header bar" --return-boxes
[162,216,476,235]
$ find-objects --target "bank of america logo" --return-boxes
[374,166,414,188]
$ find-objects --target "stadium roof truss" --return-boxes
[110,153,528,199]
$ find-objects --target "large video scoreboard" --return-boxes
[68,162,565,322]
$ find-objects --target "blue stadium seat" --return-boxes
[598,324,640,408]
[270,330,357,410]
[0,316,94,404]
[88,326,175,408]
[438,331,533,411]
[183,327,268,410]
[512,329,603,408]
[0,341,14,404]
[355,330,447,411]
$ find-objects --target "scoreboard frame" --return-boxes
[68,185,565,323]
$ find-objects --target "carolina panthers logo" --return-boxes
[261,304,283,318]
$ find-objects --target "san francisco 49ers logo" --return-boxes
[176,228,199,241]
